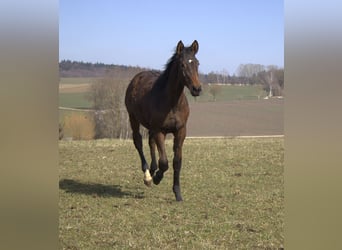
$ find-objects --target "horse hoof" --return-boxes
[144,179,152,187]
[173,186,183,201]
[153,176,161,185]
[143,170,152,187]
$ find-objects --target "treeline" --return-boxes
[60,60,284,90]
[60,60,149,79]
[60,60,252,84]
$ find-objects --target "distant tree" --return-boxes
[274,68,284,89]
[257,67,284,97]
[87,76,129,139]
[59,60,148,78]
[221,68,229,84]
[207,71,218,84]
[59,60,72,71]
[236,64,265,78]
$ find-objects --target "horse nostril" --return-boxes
[192,86,201,92]
[191,86,202,96]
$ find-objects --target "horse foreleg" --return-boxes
[134,132,152,186]
[129,115,152,186]
[172,128,186,201]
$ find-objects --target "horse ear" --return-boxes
[176,40,184,55]
[191,40,199,54]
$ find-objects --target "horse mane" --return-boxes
[161,44,193,80]
[154,51,180,89]
[164,51,179,72]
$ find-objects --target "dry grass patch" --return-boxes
[63,114,95,140]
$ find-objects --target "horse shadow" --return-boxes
[59,179,144,199]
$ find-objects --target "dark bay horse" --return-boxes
[125,40,201,201]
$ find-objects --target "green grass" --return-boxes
[59,78,267,110]
[59,93,92,109]
[186,85,266,102]
[60,77,98,85]
[59,138,284,249]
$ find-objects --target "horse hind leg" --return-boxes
[129,115,152,187]
[149,131,158,177]
[152,132,168,185]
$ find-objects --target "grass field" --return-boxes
[60,77,97,85]
[59,93,92,109]
[59,78,267,108]
[59,78,94,109]
[186,85,266,102]
[59,138,284,249]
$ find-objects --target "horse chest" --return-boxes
[161,109,188,132]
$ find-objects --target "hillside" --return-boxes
[59,60,148,78]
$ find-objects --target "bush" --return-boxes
[63,114,95,140]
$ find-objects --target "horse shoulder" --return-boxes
[161,95,189,131]
[177,94,190,116]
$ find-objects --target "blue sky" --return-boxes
[59,0,283,74]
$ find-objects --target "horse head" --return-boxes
[176,40,202,97]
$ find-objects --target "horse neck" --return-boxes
[163,63,185,107]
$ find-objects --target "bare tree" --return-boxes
[87,76,130,139]
[236,64,265,78]
[221,68,229,84]
[257,67,284,97]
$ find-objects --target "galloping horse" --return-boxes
[125,40,201,201]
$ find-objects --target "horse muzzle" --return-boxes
[190,85,202,96]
